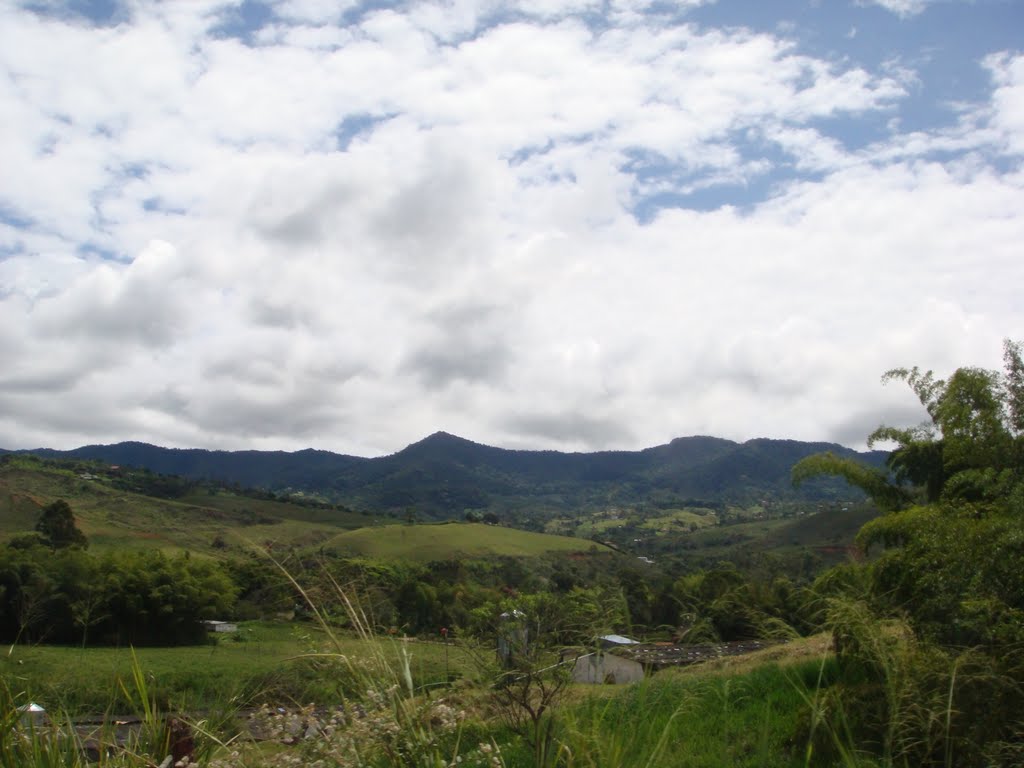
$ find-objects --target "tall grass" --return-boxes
[0,647,231,768]
[226,555,496,767]
[552,660,828,768]
[803,595,1024,768]
[0,689,83,768]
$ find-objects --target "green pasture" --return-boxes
[323,522,607,562]
[640,507,718,533]
[176,491,370,529]
[3,621,841,768]
[1,622,478,716]
[2,616,859,768]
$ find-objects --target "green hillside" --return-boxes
[0,456,368,555]
[0,454,872,570]
[0,456,604,562]
[323,521,608,562]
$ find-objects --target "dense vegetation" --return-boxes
[0,529,802,647]
[0,545,236,645]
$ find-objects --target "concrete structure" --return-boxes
[497,609,528,668]
[571,639,776,685]
[201,620,238,633]
[571,651,646,684]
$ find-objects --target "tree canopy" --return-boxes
[794,338,1024,514]
[793,338,1024,648]
[35,499,88,549]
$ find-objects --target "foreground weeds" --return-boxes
[799,597,1024,768]
[3,634,1012,768]
[552,660,827,768]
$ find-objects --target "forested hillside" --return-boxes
[4,433,888,519]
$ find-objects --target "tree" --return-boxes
[35,499,88,549]
[794,338,1024,513]
[793,452,910,512]
[486,595,577,764]
[70,586,109,648]
[790,339,1024,648]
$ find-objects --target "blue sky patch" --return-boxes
[210,0,275,43]
[22,0,123,26]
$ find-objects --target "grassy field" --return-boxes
[1,621,479,716]
[2,624,840,767]
[322,521,610,562]
[1,462,611,562]
[175,491,371,528]
[550,657,833,768]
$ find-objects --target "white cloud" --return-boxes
[986,52,1024,155]
[0,0,1020,456]
[862,0,932,18]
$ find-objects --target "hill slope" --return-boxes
[323,521,610,562]
[0,456,369,554]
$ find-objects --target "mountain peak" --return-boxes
[425,430,461,441]
[403,431,480,452]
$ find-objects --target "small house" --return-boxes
[201,620,238,634]
[598,634,641,648]
[571,639,776,685]
[571,651,646,684]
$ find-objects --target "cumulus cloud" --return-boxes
[400,303,514,390]
[0,0,1021,455]
[987,52,1024,155]
[31,241,195,346]
[861,0,933,17]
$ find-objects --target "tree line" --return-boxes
[0,545,235,646]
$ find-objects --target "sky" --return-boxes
[0,0,1022,458]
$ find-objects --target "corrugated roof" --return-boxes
[610,640,776,669]
[599,634,641,645]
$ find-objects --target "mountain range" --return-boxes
[2,433,887,518]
